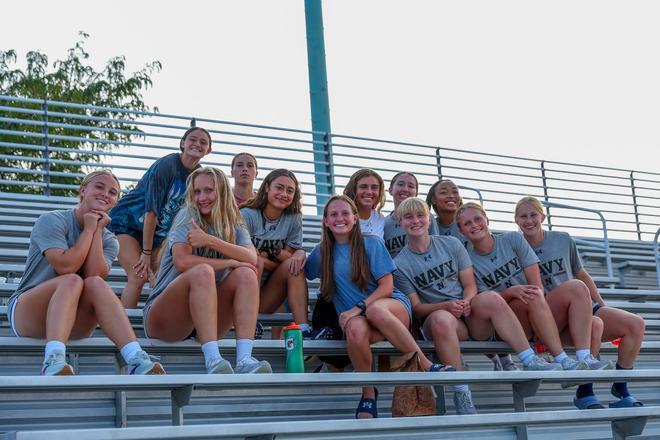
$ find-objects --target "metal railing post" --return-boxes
[435,147,443,179]
[540,160,551,230]
[654,228,660,288]
[630,171,642,240]
[190,118,196,128]
[41,100,51,196]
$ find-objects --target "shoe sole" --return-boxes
[145,362,166,375]
[53,364,74,376]
[239,362,272,374]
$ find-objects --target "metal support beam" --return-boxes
[612,416,648,440]
[304,0,333,213]
[512,380,540,440]
[171,385,194,426]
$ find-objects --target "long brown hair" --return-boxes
[343,169,386,213]
[242,168,302,214]
[183,167,241,255]
[320,195,371,302]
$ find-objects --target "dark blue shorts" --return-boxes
[108,215,166,247]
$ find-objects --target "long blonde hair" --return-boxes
[320,195,371,302]
[184,167,241,253]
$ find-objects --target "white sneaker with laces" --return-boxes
[582,354,614,370]
[560,357,589,371]
[453,389,477,415]
[499,355,520,371]
[523,355,562,371]
[40,350,74,376]
[235,356,272,374]
[206,357,234,374]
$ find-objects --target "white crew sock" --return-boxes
[119,341,142,364]
[236,339,253,362]
[201,341,222,367]
[44,340,66,360]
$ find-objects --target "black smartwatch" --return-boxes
[355,300,367,315]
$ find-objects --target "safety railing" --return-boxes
[654,228,660,287]
[1,94,659,241]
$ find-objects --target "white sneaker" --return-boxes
[582,354,614,371]
[206,357,234,374]
[235,356,272,374]
[40,350,74,376]
[560,357,589,371]
[523,355,562,371]
[499,355,520,371]
[453,389,477,415]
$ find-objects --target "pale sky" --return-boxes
[2,0,660,174]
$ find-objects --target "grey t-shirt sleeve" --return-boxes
[32,212,70,254]
[393,264,417,295]
[236,224,252,247]
[510,232,539,267]
[567,235,584,274]
[101,230,119,268]
[286,213,303,249]
[240,207,258,234]
[450,236,472,271]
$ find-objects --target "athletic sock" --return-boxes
[299,323,311,333]
[201,341,222,367]
[517,348,536,367]
[553,351,568,363]
[453,384,469,393]
[612,363,632,398]
[236,339,253,362]
[575,349,591,361]
[119,341,141,364]
[576,383,594,399]
[44,340,66,360]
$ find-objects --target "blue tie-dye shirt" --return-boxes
[109,153,197,242]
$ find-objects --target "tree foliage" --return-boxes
[0,32,161,196]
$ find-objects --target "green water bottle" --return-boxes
[284,322,304,373]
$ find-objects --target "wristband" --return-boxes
[142,249,153,256]
[355,300,367,315]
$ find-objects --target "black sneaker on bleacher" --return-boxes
[302,326,334,340]
[254,321,264,340]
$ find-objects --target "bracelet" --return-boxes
[142,249,153,256]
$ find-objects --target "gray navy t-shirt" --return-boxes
[11,209,119,303]
[467,232,539,293]
[383,212,439,258]
[394,235,471,304]
[240,208,303,257]
[434,218,468,247]
[146,207,252,308]
[530,230,583,293]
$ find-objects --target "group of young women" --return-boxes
[9,127,645,419]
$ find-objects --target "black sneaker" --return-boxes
[302,326,334,340]
[254,321,264,340]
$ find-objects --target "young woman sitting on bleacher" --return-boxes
[231,152,258,206]
[305,195,454,419]
[108,127,212,308]
[143,167,271,374]
[393,198,562,414]
[515,196,645,409]
[383,172,438,258]
[240,169,312,338]
[343,169,386,238]
[426,179,468,247]
[427,179,519,370]
[8,170,165,376]
[457,202,599,372]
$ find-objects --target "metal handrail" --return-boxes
[2,95,659,242]
[542,201,614,282]
[654,228,660,288]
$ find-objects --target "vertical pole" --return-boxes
[305,0,333,214]
[41,100,51,196]
[435,147,443,179]
[541,161,551,230]
[190,118,196,128]
[630,171,642,240]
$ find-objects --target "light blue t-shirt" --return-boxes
[467,232,539,293]
[383,212,439,258]
[305,235,410,315]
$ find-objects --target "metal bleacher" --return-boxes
[1,94,660,439]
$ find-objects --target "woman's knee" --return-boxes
[231,265,259,285]
[83,275,112,293]
[627,313,646,338]
[561,279,590,301]
[591,315,604,337]
[186,263,216,284]
[427,310,458,336]
[473,291,507,313]
[344,318,370,344]
[58,273,85,292]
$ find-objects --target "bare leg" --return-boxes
[344,315,377,414]
[217,266,260,340]
[596,307,644,368]
[468,291,531,353]
[423,310,468,370]
[259,259,309,325]
[14,274,84,341]
[146,264,218,343]
[509,296,564,356]
[116,235,148,308]
[546,280,592,350]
